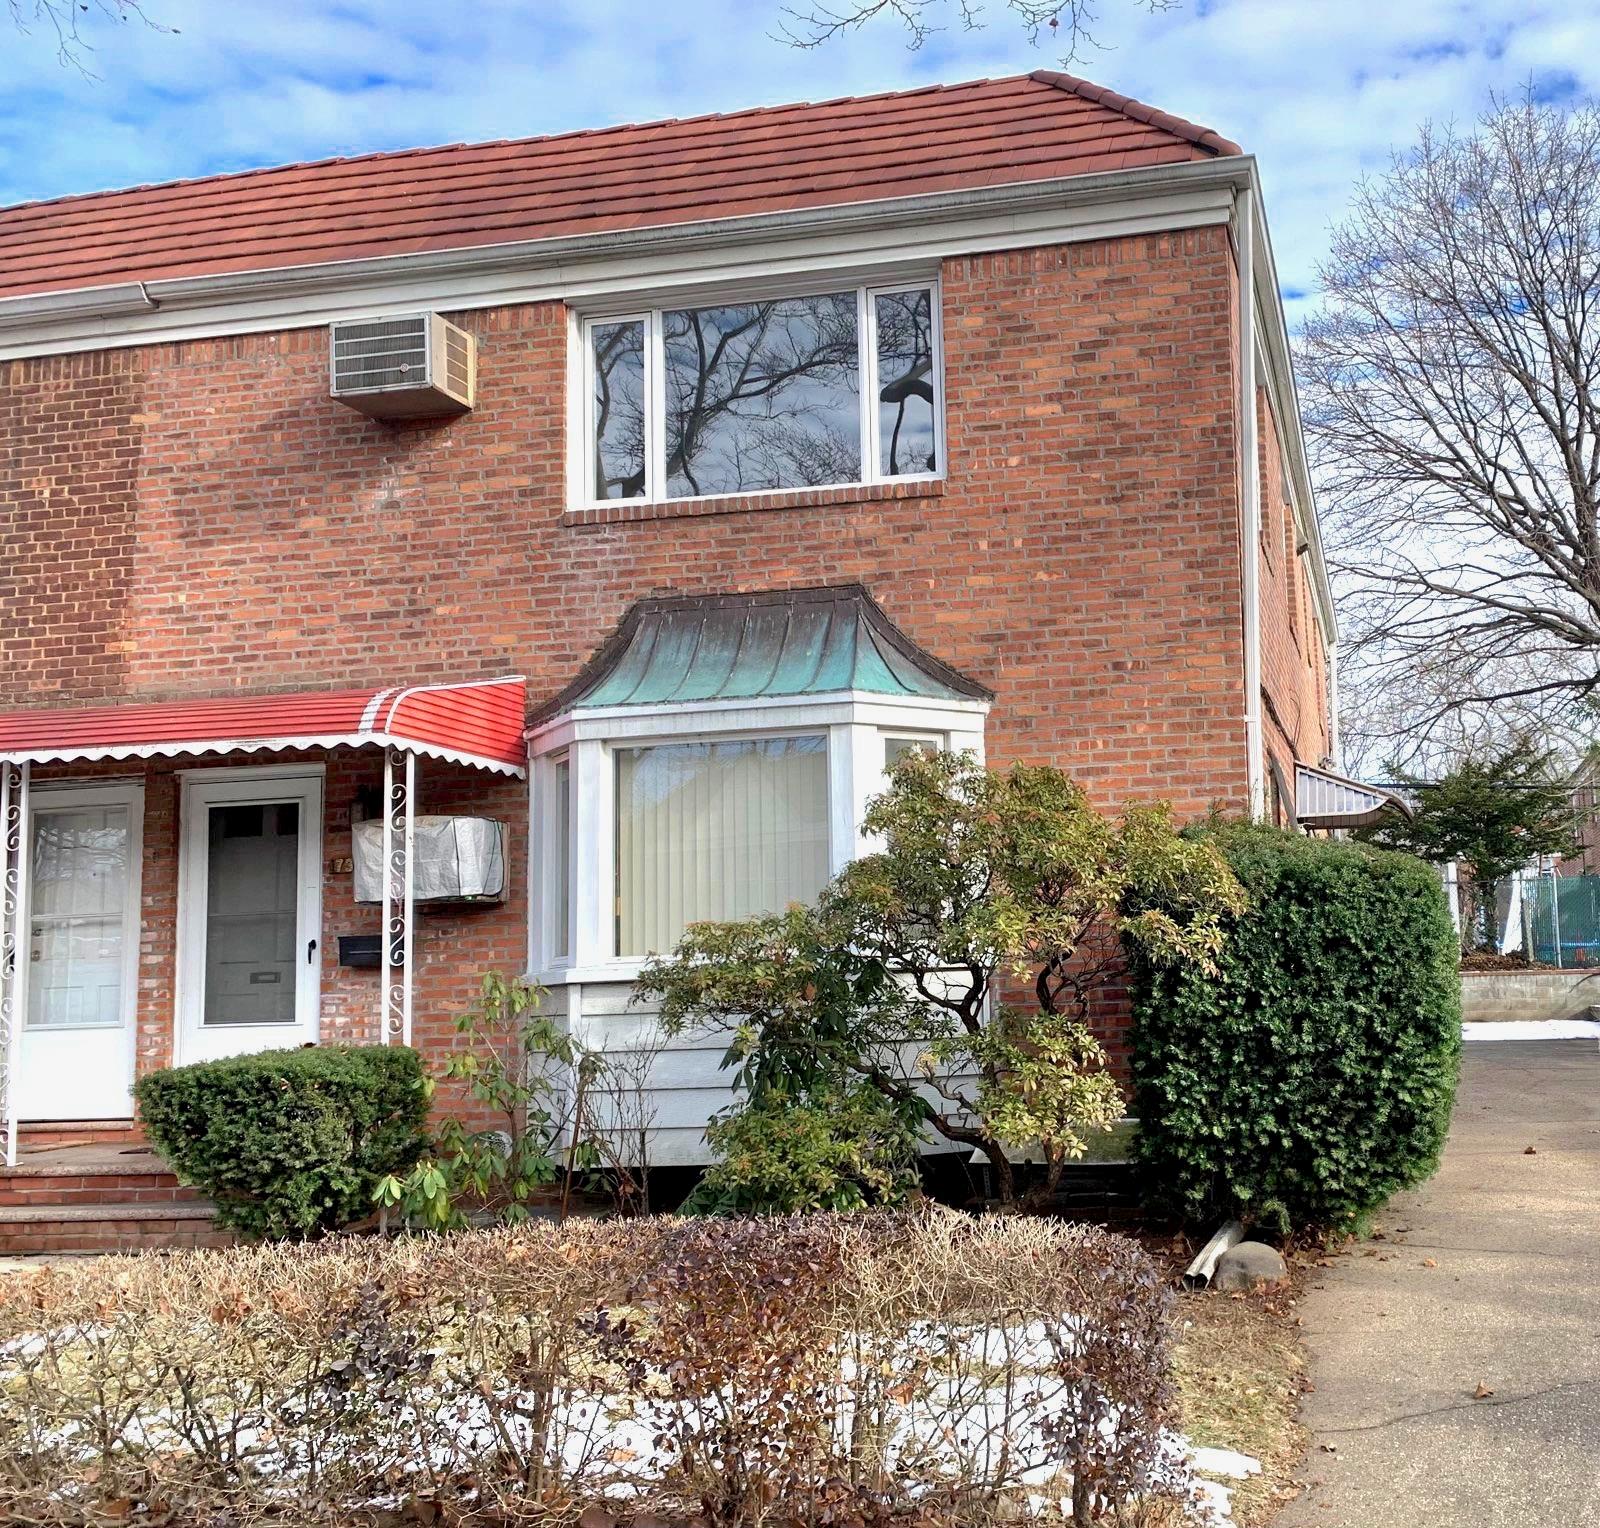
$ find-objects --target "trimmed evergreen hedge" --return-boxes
[136,1045,429,1239]
[1128,825,1461,1233]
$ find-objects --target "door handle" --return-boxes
[307,938,318,964]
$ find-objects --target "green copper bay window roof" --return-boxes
[534,585,992,721]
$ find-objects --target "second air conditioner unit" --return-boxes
[351,816,507,905]
[330,312,476,419]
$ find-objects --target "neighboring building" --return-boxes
[0,72,1345,1184]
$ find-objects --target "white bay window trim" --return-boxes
[528,691,986,983]
[575,276,944,509]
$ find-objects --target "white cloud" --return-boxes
[3,0,1599,327]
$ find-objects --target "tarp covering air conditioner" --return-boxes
[353,816,507,904]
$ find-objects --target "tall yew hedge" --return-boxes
[1127,825,1461,1233]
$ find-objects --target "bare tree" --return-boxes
[775,0,1179,62]
[9,0,169,72]
[1302,96,1600,772]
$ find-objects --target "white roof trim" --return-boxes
[1243,187,1338,649]
[526,688,991,752]
[8,731,526,777]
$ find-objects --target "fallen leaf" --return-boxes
[1473,1382,1494,1400]
[1422,1258,1438,1268]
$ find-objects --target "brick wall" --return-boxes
[1255,388,1332,816]
[4,227,1262,1092]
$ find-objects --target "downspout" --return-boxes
[1327,640,1341,770]
[1236,185,1265,819]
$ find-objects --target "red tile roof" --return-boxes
[0,72,1238,304]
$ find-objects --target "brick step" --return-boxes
[0,1146,200,1206]
[0,1201,233,1257]
[0,1176,206,1206]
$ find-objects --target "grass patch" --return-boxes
[1171,1286,1309,1525]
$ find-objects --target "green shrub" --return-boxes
[683,1081,923,1215]
[136,1045,429,1239]
[1127,824,1461,1234]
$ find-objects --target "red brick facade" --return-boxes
[1,226,1330,1103]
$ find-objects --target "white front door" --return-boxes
[18,784,143,1121]
[176,768,323,1064]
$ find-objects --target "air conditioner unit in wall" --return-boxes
[351,816,507,905]
[329,312,476,418]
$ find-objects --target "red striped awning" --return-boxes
[0,677,527,775]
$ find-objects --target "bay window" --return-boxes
[529,704,987,975]
[582,280,942,505]
[527,585,992,978]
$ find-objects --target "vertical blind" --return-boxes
[615,735,829,956]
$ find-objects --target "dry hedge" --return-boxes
[0,1210,1189,1527]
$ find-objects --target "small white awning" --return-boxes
[1295,762,1414,830]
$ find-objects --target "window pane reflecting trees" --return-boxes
[591,319,646,499]
[875,289,937,476]
[664,293,860,498]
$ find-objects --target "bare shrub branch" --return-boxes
[0,1212,1192,1525]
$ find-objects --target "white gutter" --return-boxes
[1237,184,1265,820]
[1328,641,1341,769]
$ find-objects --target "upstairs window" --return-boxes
[584,281,942,504]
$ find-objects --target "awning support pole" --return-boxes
[381,748,416,1047]
[2,762,31,1168]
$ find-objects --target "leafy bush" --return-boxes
[375,973,591,1229]
[684,1080,923,1214]
[0,1211,1189,1527]
[136,1044,429,1239]
[639,751,1243,1208]
[1128,824,1461,1233]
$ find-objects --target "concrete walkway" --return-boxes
[1284,1040,1600,1527]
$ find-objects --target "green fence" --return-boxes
[1524,875,1600,967]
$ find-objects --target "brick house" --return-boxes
[0,72,1366,1234]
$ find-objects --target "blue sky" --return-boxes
[4,0,1600,324]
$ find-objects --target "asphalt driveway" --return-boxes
[1284,1040,1600,1527]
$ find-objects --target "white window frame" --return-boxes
[576,278,945,509]
[527,693,986,983]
